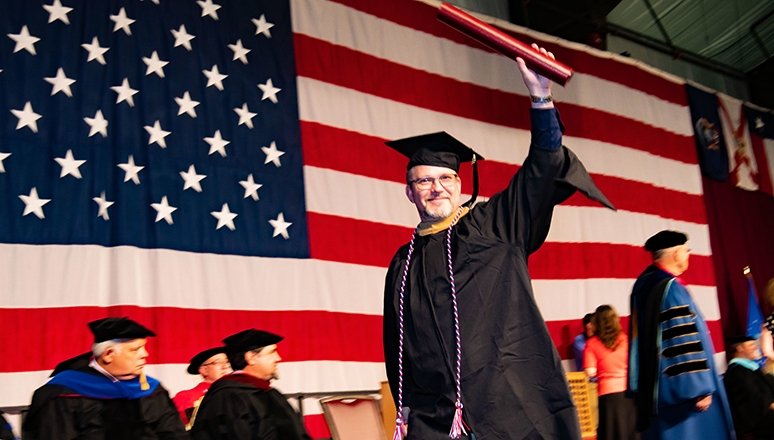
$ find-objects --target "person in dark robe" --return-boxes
[382,45,614,440]
[190,328,310,440]
[22,317,188,440]
[173,347,232,427]
[0,412,13,440]
[723,335,774,440]
[627,230,735,439]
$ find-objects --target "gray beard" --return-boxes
[422,205,453,221]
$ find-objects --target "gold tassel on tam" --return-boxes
[140,370,149,390]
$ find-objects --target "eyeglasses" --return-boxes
[409,173,458,190]
[202,360,230,367]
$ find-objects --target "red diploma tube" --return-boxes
[437,2,573,86]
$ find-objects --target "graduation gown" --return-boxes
[723,360,774,439]
[628,265,735,439]
[22,366,188,440]
[383,109,614,439]
[0,412,13,440]
[190,373,310,440]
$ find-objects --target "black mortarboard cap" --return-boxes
[50,352,92,377]
[385,131,482,171]
[187,347,228,374]
[222,329,283,354]
[728,335,755,346]
[385,132,484,206]
[643,230,688,253]
[88,317,156,343]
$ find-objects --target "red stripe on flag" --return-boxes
[301,122,707,224]
[308,212,406,268]
[327,0,687,105]
[294,34,535,129]
[530,243,717,287]
[295,36,696,164]
[308,212,718,286]
[300,121,406,183]
[0,307,384,373]
[565,175,708,224]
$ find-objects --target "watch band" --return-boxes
[530,95,553,104]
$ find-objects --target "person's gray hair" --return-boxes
[651,248,666,260]
[92,339,131,357]
[652,245,679,261]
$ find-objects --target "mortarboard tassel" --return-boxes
[462,154,479,208]
[139,370,149,390]
[449,401,468,439]
[392,417,405,440]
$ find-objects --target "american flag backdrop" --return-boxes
[0,0,724,436]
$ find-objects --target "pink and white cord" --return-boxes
[393,208,468,440]
[392,234,415,440]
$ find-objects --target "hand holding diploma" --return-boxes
[437,2,573,86]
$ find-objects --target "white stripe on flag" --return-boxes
[304,166,710,252]
[298,78,702,194]
[0,243,721,321]
[291,0,692,136]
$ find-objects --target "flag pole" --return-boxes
[744,265,764,341]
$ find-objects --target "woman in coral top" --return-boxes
[584,304,639,440]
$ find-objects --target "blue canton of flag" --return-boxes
[0,0,309,258]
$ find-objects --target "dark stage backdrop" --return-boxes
[703,176,774,341]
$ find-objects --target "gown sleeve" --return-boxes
[23,387,104,440]
[468,109,613,254]
[656,280,716,406]
[148,387,189,439]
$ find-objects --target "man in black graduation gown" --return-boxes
[723,335,774,439]
[383,47,614,439]
[22,317,188,440]
[190,329,310,440]
[0,412,13,440]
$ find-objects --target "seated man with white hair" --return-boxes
[23,317,188,440]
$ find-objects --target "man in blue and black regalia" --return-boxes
[627,230,735,439]
[22,317,187,440]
